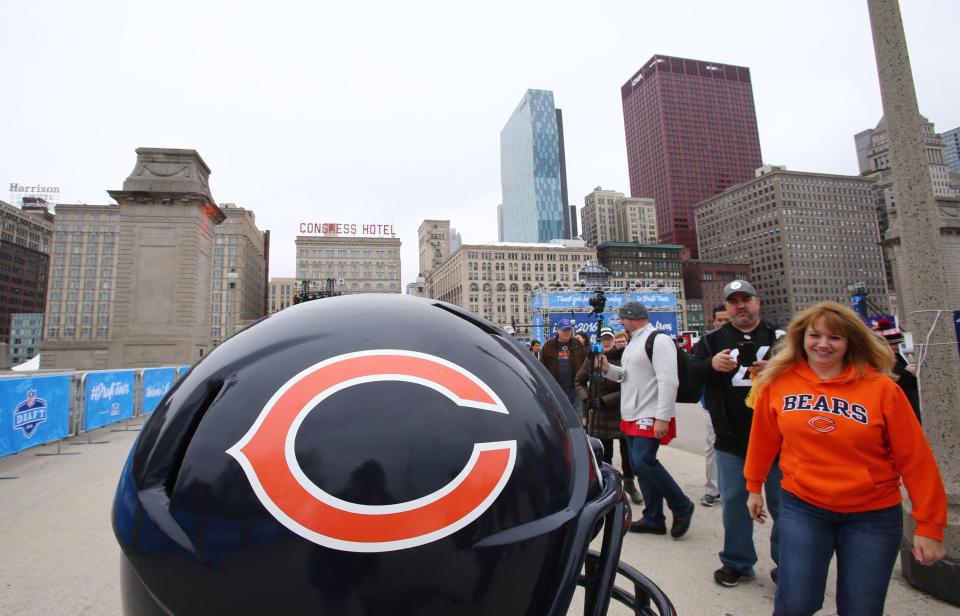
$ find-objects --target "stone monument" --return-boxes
[106,148,225,367]
[867,0,960,604]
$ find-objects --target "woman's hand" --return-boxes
[747,492,766,524]
[598,354,609,374]
[912,535,946,566]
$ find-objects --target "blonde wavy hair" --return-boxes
[751,301,895,394]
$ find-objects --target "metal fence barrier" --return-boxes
[0,364,192,458]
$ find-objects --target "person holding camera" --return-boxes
[689,280,784,588]
[575,326,643,505]
[600,302,695,538]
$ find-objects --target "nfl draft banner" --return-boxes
[177,365,192,379]
[0,374,72,457]
[141,368,176,415]
[531,291,676,311]
[531,314,545,347]
[546,313,621,346]
[83,370,136,431]
[546,312,678,342]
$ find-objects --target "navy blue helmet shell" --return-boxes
[113,294,660,615]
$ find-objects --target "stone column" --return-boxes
[867,0,960,604]
[106,148,225,368]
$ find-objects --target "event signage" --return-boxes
[544,311,678,345]
[83,370,136,431]
[531,291,676,310]
[141,368,176,415]
[298,222,396,236]
[0,374,71,457]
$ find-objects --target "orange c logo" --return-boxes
[226,350,516,552]
[807,416,836,433]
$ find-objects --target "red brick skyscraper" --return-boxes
[621,55,763,256]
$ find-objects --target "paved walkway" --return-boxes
[0,405,954,615]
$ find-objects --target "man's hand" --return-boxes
[712,349,738,373]
[653,419,669,439]
[747,492,766,524]
[912,535,946,566]
[906,363,917,375]
[748,359,768,377]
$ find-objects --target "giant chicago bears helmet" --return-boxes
[113,295,674,615]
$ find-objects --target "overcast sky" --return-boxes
[2,1,957,286]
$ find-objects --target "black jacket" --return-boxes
[689,320,781,457]
[893,354,921,424]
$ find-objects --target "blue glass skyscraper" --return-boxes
[500,90,568,243]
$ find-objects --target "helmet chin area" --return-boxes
[574,464,676,616]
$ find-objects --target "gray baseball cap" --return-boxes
[618,301,649,320]
[723,280,757,300]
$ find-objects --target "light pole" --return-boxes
[226,268,239,337]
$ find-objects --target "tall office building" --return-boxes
[418,219,451,279]
[614,198,657,244]
[268,277,297,313]
[855,115,957,201]
[295,234,402,295]
[496,205,504,242]
[622,55,763,256]
[10,313,43,365]
[425,241,595,335]
[682,260,751,326]
[0,199,53,345]
[450,227,462,253]
[581,188,622,247]
[500,89,569,243]
[939,126,960,173]
[595,242,685,298]
[582,189,657,247]
[210,203,267,346]
[43,203,120,355]
[695,166,886,325]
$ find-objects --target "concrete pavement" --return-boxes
[0,406,954,615]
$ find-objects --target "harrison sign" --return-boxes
[9,182,61,207]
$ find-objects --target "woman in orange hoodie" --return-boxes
[743,302,946,616]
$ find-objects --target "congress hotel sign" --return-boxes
[299,222,396,236]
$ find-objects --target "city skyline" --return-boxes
[1,1,958,287]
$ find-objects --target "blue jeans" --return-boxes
[774,490,902,616]
[716,450,782,576]
[626,435,692,527]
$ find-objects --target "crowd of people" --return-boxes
[533,280,947,615]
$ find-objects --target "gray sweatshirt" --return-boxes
[603,323,679,424]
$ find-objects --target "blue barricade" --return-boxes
[0,374,72,456]
[83,370,136,431]
[177,364,192,379]
[141,368,176,415]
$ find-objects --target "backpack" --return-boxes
[644,330,701,403]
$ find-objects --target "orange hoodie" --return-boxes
[744,362,947,541]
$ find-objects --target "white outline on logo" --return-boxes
[226,349,517,552]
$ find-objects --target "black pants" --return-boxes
[599,437,634,480]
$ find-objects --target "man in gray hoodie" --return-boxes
[601,301,694,538]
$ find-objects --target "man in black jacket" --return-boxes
[873,319,920,422]
[539,319,585,408]
[689,280,783,588]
